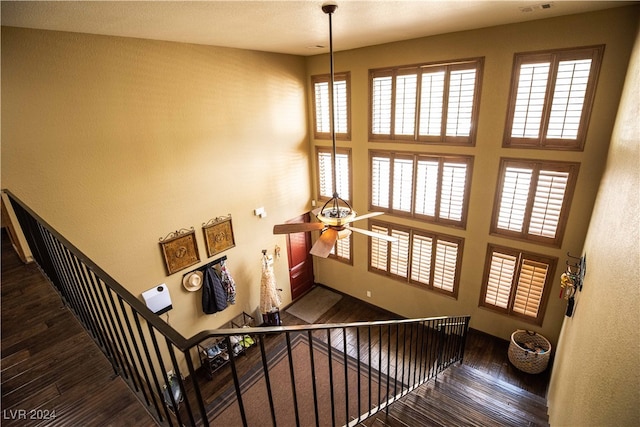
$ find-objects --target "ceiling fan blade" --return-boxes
[349,211,385,223]
[350,226,398,242]
[309,228,338,258]
[311,207,322,216]
[273,222,324,234]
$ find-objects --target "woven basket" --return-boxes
[508,330,551,374]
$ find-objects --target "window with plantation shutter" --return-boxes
[389,229,410,278]
[329,234,352,264]
[312,72,351,140]
[370,151,472,228]
[370,223,390,272]
[316,147,351,202]
[504,45,604,150]
[480,245,556,324]
[371,155,391,209]
[393,157,414,212]
[491,158,579,247]
[371,220,462,297]
[370,58,483,145]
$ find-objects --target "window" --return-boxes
[369,220,463,297]
[480,245,556,324]
[491,158,579,247]
[316,147,351,202]
[312,72,351,140]
[369,58,483,145]
[503,45,604,150]
[329,234,352,264]
[370,151,473,228]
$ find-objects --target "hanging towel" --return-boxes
[219,260,237,305]
[260,255,281,314]
[202,267,228,314]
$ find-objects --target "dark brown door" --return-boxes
[285,212,314,300]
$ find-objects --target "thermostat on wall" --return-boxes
[142,284,173,315]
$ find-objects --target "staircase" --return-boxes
[361,363,549,427]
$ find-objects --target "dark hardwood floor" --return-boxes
[1,230,157,427]
[1,226,549,426]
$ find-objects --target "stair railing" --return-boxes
[4,190,470,427]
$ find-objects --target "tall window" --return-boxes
[329,234,352,264]
[369,221,463,298]
[503,45,604,150]
[370,151,473,228]
[312,72,351,140]
[317,147,351,202]
[491,158,579,247]
[480,245,556,324]
[370,58,483,145]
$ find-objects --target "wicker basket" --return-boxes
[508,330,551,374]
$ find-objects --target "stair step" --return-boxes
[365,363,549,427]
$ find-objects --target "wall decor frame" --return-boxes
[202,214,235,258]
[159,228,200,275]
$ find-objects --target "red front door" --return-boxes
[285,212,315,300]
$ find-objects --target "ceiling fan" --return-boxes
[273,2,396,258]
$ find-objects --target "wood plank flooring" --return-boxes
[1,225,549,426]
[1,230,157,427]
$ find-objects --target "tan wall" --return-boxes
[306,6,639,345]
[1,27,310,338]
[548,21,640,427]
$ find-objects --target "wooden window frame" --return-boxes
[316,146,352,204]
[368,219,463,298]
[479,244,557,325]
[368,58,484,146]
[369,150,473,229]
[490,158,579,247]
[328,233,353,264]
[312,72,351,141]
[503,45,604,151]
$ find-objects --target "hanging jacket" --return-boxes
[202,267,228,314]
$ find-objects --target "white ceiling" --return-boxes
[1,1,633,56]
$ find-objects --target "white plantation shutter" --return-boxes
[392,158,414,212]
[315,81,331,133]
[547,59,592,139]
[513,259,548,318]
[372,76,393,135]
[370,224,389,271]
[439,162,467,221]
[318,150,350,201]
[333,80,348,134]
[419,71,445,136]
[482,246,555,323]
[446,69,477,137]
[371,155,391,209]
[511,62,550,138]
[494,160,576,245]
[528,169,569,238]
[497,166,533,232]
[370,59,481,143]
[330,235,351,261]
[395,74,418,135]
[389,229,410,278]
[433,240,458,292]
[318,151,333,199]
[410,234,433,285]
[506,46,603,149]
[313,75,349,136]
[414,159,439,217]
[372,223,461,296]
[485,251,516,309]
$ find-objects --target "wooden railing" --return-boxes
[5,190,470,427]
